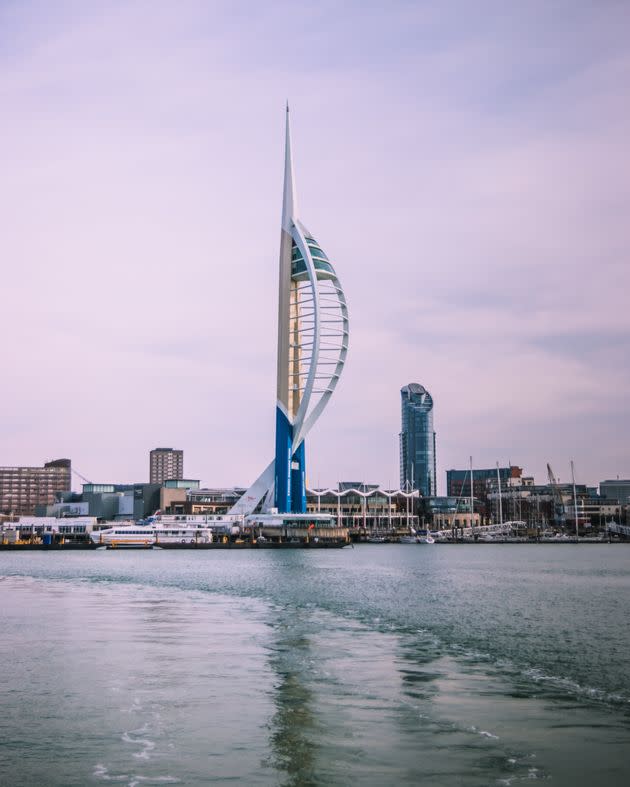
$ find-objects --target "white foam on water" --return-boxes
[122,730,156,760]
[522,666,629,705]
[94,765,179,786]
[93,764,130,782]
[122,697,144,714]
[469,724,500,740]
[447,639,628,709]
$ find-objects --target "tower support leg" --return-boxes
[291,440,306,513]
[274,407,293,513]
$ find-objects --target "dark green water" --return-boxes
[1,545,629,786]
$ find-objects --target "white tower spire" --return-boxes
[229,107,349,516]
[281,103,297,231]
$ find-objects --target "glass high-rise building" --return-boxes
[399,384,436,496]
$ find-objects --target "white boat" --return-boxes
[90,514,243,548]
[417,532,435,544]
[91,524,213,548]
[90,523,156,548]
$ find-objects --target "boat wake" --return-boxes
[122,726,156,761]
[93,764,180,785]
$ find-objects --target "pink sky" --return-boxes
[1,1,629,492]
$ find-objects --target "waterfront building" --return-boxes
[446,465,522,501]
[176,488,247,516]
[162,482,418,531]
[421,496,464,515]
[399,384,437,496]
[149,448,183,484]
[568,499,621,531]
[36,491,89,518]
[159,479,200,514]
[77,483,161,521]
[600,479,630,505]
[36,480,200,521]
[430,510,481,531]
[1,516,97,542]
[230,107,349,516]
[163,479,199,489]
[0,459,71,515]
[305,482,419,531]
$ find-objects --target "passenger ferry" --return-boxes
[90,514,243,548]
[245,512,349,547]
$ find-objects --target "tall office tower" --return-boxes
[0,458,71,515]
[230,107,349,516]
[149,448,183,484]
[399,384,437,496]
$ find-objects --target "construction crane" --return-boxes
[71,467,92,485]
[547,463,566,528]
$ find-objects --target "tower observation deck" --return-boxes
[230,107,349,516]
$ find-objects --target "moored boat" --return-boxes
[90,514,243,548]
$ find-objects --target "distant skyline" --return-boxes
[2,1,629,493]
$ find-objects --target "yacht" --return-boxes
[399,525,418,544]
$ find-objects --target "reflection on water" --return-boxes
[267,612,319,786]
[265,607,546,786]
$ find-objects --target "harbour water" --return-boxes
[1,546,628,786]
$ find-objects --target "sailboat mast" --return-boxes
[470,456,474,535]
[496,461,503,526]
[409,462,413,532]
[571,460,579,540]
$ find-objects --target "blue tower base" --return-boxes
[274,406,306,514]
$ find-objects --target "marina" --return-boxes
[2,503,629,550]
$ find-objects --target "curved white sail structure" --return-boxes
[230,108,349,516]
[287,224,349,454]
